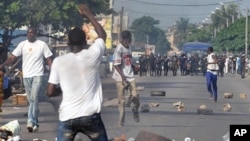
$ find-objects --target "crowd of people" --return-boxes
[135,51,247,78]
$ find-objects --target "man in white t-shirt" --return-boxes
[47,4,108,141]
[112,30,140,127]
[0,27,53,133]
[206,46,218,103]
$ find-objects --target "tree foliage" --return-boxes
[174,17,190,49]
[0,0,110,60]
[211,3,240,31]
[186,25,213,43]
[130,16,170,54]
[212,16,250,54]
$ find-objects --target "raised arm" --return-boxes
[78,4,107,41]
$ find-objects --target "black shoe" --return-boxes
[132,107,140,122]
[27,126,33,133]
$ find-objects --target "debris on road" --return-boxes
[239,93,247,99]
[141,104,150,113]
[0,120,21,141]
[136,86,145,91]
[172,101,186,112]
[199,104,207,110]
[150,91,166,96]
[197,105,213,115]
[223,92,233,99]
[222,132,229,141]
[223,103,232,112]
[149,101,160,108]
[112,134,126,141]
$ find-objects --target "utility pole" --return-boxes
[119,7,124,42]
[110,0,114,49]
[245,8,249,57]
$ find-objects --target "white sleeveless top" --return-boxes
[207,52,218,74]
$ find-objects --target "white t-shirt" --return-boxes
[112,43,134,82]
[48,38,105,121]
[12,40,53,78]
[207,52,218,75]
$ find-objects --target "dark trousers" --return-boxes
[57,113,108,141]
[206,71,218,101]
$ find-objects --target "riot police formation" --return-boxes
[163,55,169,76]
[149,53,156,76]
[134,52,248,78]
[218,54,226,77]
[200,54,207,76]
[139,55,147,76]
[191,54,200,75]
[155,54,163,77]
[171,53,179,76]
[179,53,187,76]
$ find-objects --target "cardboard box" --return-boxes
[12,94,28,106]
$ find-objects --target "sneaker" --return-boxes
[214,99,217,103]
[118,123,124,128]
[27,126,33,133]
[132,107,140,122]
[209,94,213,99]
[33,125,39,132]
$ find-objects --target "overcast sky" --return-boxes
[113,0,250,29]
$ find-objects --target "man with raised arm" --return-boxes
[47,4,108,141]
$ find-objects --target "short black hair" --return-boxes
[68,27,87,46]
[121,30,131,40]
[208,46,213,52]
[28,26,37,33]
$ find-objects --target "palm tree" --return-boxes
[211,3,240,33]
[174,17,190,49]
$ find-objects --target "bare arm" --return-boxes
[211,55,218,64]
[114,65,126,81]
[78,4,106,41]
[0,55,17,69]
[47,84,62,97]
[45,56,53,70]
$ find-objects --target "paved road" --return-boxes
[1,72,250,141]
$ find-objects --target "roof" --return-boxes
[182,42,211,53]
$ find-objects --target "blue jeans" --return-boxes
[206,71,218,101]
[57,113,108,141]
[23,76,44,127]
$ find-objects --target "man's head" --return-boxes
[121,30,132,48]
[68,27,87,47]
[27,27,37,42]
[207,46,213,54]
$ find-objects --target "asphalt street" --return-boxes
[1,71,250,141]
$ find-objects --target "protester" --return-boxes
[112,30,140,127]
[0,27,53,133]
[206,46,218,103]
[47,4,108,141]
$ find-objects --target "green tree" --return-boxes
[186,25,213,43]
[174,17,190,49]
[153,27,170,53]
[212,16,250,54]
[0,0,110,61]
[210,3,240,34]
[130,16,170,54]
